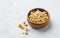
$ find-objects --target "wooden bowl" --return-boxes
[27,8,50,29]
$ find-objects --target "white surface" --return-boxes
[0,0,60,38]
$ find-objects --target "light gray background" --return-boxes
[0,0,60,38]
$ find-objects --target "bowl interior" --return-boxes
[28,8,50,24]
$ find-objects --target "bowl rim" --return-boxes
[27,8,50,25]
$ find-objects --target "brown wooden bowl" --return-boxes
[27,8,50,29]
